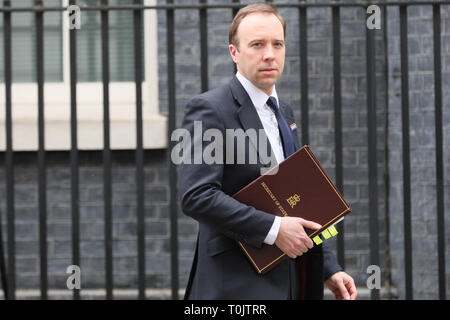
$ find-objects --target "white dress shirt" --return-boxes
[236,71,283,245]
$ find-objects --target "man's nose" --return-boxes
[263,46,276,61]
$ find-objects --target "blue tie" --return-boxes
[266,97,295,159]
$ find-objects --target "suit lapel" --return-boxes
[279,100,300,151]
[229,77,276,166]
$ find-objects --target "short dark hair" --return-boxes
[229,3,286,48]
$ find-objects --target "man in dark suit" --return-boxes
[178,3,357,300]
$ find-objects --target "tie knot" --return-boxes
[267,96,279,113]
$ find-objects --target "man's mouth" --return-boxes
[260,68,277,73]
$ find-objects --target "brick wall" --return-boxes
[0,150,175,290]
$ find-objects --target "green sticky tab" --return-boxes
[322,229,331,239]
[313,236,323,245]
[328,225,338,236]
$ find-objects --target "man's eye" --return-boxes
[253,43,262,47]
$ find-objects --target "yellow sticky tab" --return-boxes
[313,236,323,245]
[322,229,331,239]
[328,225,338,237]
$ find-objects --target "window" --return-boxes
[0,0,166,151]
[0,0,63,83]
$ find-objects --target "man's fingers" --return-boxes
[298,242,308,254]
[298,218,322,231]
[305,237,314,249]
[326,272,358,300]
[337,279,350,300]
[345,278,357,299]
[276,217,320,258]
[298,219,319,249]
[349,286,357,300]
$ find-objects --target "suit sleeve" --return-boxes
[322,242,344,280]
[177,96,275,249]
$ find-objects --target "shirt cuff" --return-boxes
[263,216,281,245]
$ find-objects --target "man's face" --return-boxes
[229,12,285,95]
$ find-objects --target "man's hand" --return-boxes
[325,271,357,300]
[274,216,321,259]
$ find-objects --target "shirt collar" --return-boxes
[236,71,279,110]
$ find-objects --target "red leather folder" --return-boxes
[232,145,351,274]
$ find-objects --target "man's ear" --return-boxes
[229,44,239,64]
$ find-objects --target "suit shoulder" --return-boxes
[278,98,293,109]
[187,82,232,108]
[182,83,233,126]
[279,98,295,115]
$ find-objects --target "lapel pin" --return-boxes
[290,123,297,131]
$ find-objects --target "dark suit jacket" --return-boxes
[178,76,342,300]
